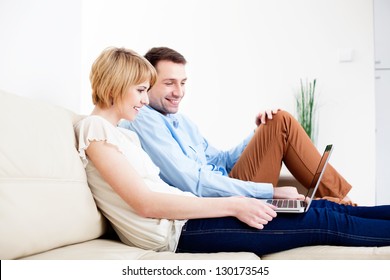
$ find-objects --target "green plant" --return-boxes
[295,78,318,143]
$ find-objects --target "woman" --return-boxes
[74,47,390,255]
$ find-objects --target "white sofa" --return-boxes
[1,90,389,260]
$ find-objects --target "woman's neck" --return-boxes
[91,106,119,126]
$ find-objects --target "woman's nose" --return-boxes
[141,92,149,105]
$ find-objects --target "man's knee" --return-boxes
[270,110,294,124]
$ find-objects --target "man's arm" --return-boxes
[204,131,254,173]
[120,109,273,199]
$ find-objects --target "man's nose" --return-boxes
[173,85,184,97]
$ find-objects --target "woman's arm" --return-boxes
[86,140,277,229]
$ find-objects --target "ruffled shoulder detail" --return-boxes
[74,115,124,167]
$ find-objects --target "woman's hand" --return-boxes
[232,196,277,229]
[273,186,305,200]
[255,109,281,126]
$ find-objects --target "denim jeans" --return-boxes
[176,200,390,255]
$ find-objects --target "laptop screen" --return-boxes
[304,144,333,202]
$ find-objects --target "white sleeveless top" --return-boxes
[74,115,193,252]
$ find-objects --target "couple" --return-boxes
[74,46,390,255]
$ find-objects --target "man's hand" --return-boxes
[255,109,281,126]
[273,186,305,200]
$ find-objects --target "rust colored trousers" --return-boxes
[229,111,351,199]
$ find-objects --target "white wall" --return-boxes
[0,0,82,112]
[0,0,377,205]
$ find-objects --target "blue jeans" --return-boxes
[176,200,390,255]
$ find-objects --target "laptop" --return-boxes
[262,144,333,213]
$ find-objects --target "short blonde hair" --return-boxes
[90,47,157,108]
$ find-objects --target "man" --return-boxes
[120,47,352,203]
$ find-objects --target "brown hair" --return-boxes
[90,47,157,108]
[144,47,187,68]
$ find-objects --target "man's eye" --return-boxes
[165,82,173,86]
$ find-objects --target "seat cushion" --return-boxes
[20,239,260,260]
[261,245,390,260]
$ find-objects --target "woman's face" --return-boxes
[117,81,150,121]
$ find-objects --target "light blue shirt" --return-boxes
[119,106,273,198]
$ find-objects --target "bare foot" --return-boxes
[317,195,357,206]
[341,195,357,206]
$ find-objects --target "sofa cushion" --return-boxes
[19,239,260,260]
[261,245,390,260]
[0,90,106,259]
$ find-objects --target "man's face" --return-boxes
[148,60,187,115]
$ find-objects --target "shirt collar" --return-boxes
[146,105,180,128]
[167,114,179,128]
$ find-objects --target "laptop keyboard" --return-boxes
[266,199,305,208]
